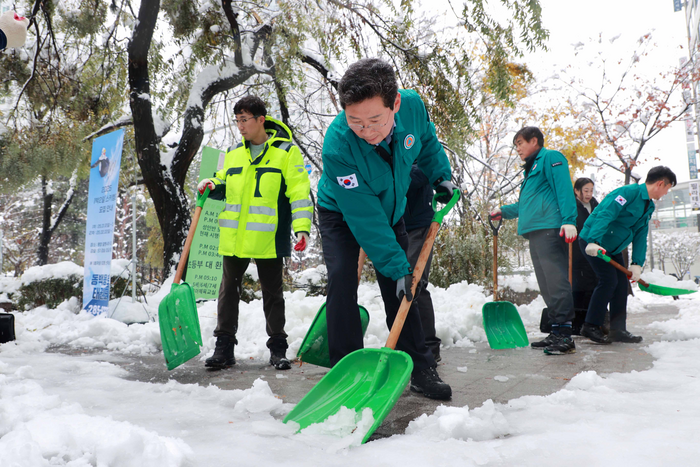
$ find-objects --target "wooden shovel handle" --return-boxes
[173,190,209,284]
[603,255,650,288]
[358,248,367,287]
[568,243,572,285]
[493,233,498,301]
[385,221,439,350]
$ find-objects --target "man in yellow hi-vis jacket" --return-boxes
[198,96,313,370]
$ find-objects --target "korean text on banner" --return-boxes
[188,146,226,299]
[82,129,124,315]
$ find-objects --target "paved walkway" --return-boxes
[59,302,679,440]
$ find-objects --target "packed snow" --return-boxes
[1,263,699,466]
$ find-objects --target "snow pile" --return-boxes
[406,400,509,441]
[8,273,549,364]
[647,298,700,340]
[18,259,133,286]
[20,261,84,285]
[11,298,161,355]
[297,407,375,452]
[499,273,539,293]
[640,268,698,290]
[292,265,327,287]
[0,362,194,466]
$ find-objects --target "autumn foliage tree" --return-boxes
[559,33,699,185]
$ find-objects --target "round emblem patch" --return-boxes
[404,134,415,150]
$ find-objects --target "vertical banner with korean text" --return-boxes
[188,146,226,299]
[82,129,124,315]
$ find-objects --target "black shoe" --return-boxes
[581,323,611,344]
[205,336,236,369]
[270,349,291,370]
[609,329,643,343]
[531,333,556,348]
[543,334,576,355]
[410,366,452,400]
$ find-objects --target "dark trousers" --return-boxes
[215,255,288,351]
[406,225,440,355]
[319,208,435,373]
[528,229,574,325]
[579,238,629,331]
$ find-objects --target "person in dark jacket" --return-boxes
[579,166,676,344]
[404,164,441,362]
[571,178,599,334]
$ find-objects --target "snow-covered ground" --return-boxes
[1,268,699,466]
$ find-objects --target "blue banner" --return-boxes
[82,129,124,315]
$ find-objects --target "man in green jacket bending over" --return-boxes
[317,58,457,400]
[491,127,578,355]
[579,166,676,344]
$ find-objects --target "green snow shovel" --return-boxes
[597,251,697,297]
[284,190,459,444]
[158,188,208,370]
[297,250,370,368]
[482,216,529,349]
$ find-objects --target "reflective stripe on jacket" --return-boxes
[207,117,313,259]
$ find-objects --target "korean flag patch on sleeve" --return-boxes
[337,174,359,189]
[615,195,627,206]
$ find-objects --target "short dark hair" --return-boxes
[513,127,544,148]
[338,58,398,109]
[574,177,594,192]
[645,166,677,187]
[234,96,267,117]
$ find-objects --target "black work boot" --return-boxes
[270,349,291,370]
[531,333,556,348]
[609,329,643,343]
[205,335,236,369]
[410,366,452,400]
[581,323,611,344]
[543,333,576,355]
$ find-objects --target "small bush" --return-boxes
[15,273,136,311]
[16,275,84,310]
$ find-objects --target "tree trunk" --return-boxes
[36,175,53,266]
[128,0,190,276]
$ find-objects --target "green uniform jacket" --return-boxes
[317,89,452,281]
[501,148,577,236]
[206,117,313,259]
[580,183,653,266]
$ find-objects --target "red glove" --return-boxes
[489,209,502,221]
[197,179,215,195]
[294,232,309,252]
[559,224,577,243]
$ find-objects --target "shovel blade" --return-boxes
[639,282,697,296]
[158,282,203,370]
[482,301,529,349]
[284,347,413,444]
[297,303,370,368]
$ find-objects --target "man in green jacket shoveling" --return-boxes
[317,58,456,400]
[578,166,676,344]
[491,127,578,355]
[198,96,313,370]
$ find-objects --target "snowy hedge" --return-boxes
[6,261,134,311]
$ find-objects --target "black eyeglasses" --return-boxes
[234,116,260,125]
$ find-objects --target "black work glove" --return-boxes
[396,273,414,302]
[435,180,459,201]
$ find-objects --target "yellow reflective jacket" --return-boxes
[206,117,313,259]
